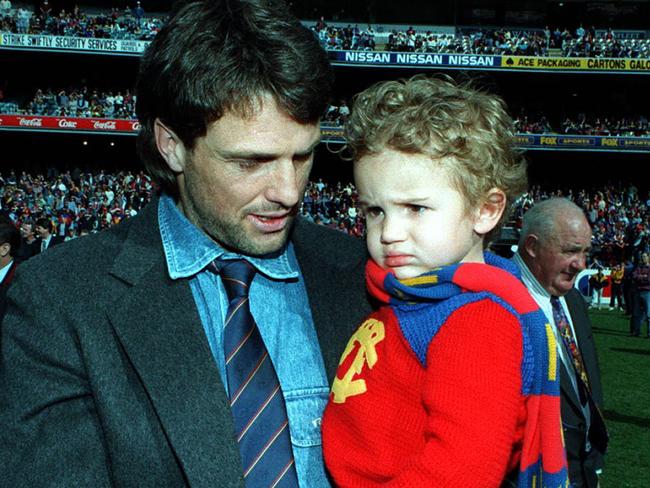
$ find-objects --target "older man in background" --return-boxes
[513,197,608,488]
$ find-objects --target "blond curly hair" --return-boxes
[345,74,528,243]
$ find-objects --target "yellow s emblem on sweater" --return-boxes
[331,318,385,404]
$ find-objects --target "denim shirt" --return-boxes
[158,194,331,487]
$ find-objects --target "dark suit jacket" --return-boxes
[561,288,606,488]
[0,260,17,318]
[41,234,65,252]
[0,198,372,487]
[15,238,40,262]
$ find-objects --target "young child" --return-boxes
[322,76,568,487]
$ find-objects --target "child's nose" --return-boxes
[380,215,407,244]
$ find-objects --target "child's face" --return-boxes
[354,149,484,280]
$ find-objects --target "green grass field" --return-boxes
[588,308,650,487]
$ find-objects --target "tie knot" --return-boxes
[550,295,562,306]
[216,259,256,301]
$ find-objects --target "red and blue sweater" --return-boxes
[322,253,568,487]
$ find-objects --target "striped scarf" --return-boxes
[366,252,569,488]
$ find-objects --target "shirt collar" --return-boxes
[512,252,552,301]
[158,193,299,281]
[0,260,13,283]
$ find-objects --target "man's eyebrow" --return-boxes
[218,138,320,161]
[563,243,591,251]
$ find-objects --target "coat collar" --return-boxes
[106,196,243,486]
[560,289,597,414]
[291,218,368,380]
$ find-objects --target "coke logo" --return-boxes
[18,117,43,127]
[58,119,78,128]
[131,121,141,131]
[93,120,117,130]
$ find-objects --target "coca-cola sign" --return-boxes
[93,120,117,130]
[131,121,141,131]
[58,119,78,128]
[18,117,43,127]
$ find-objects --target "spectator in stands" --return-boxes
[609,262,625,310]
[16,219,39,261]
[589,268,607,309]
[631,252,650,337]
[0,0,11,17]
[38,0,51,21]
[0,1,371,486]
[14,7,30,33]
[132,1,144,25]
[34,216,64,252]
[0,216,19,317]
[623,257,635,315]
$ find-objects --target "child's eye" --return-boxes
[365,207,383,218]
[407,204,426,214]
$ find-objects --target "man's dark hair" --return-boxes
[35,218,51,233]
[0,219,20,258]
[135,0,334,195]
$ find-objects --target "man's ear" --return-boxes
[154,118,187,173]
[473,188,506,235]
[0,242,10,258]
[523,233,539,258]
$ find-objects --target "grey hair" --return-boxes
[519,197,585,247]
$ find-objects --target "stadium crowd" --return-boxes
[0,86,138,119]
[514,113,650,137]
[0,1,164,39]
[4,168,650,331]
[511,183,650,267]
[2,3,648,59]
[312,18,377,51]
[0,169,153,242]
[5,90,650,139]
[310,17,650,59]
[2,168,649,268]
[386,27,549,57]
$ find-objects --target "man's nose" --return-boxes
[572,253,587,271]
[266,160,305,208]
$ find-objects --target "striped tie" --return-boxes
[216,259,299,487]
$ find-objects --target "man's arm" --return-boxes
[0,273,112,486]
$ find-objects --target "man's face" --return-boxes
[173,97,320,256]
[529,213,592,296]
[20,223,34,239]
[34,225,49,239]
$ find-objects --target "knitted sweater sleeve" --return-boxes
[387,299,524,487]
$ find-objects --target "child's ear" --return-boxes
[473,188,506,235]
[154,118,187,173]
